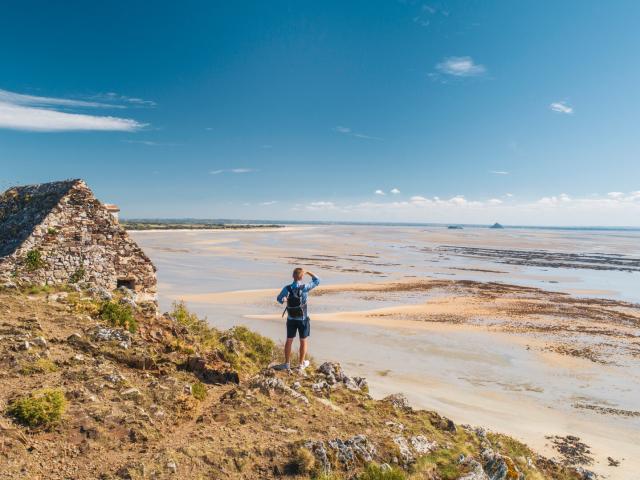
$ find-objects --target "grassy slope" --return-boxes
[0,287,583,480]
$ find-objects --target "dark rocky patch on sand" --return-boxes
[546,435,594,466]
[572,403,640,418]
[437,245,640,272]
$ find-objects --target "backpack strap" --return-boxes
[282,285,293,317]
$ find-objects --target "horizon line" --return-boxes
[121,217,640,231]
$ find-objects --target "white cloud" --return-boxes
[209,168,257,175]
[306,201,336,211]
[436,56,486,77]
[449,195,467,206]
[123,140,177,146]
[550,101,573,114]
[537,193,572,206]
[0,89,119,109]
[375,189,386,196]
[289,190,640,226]
[490,170,509,175]
[352,132,383,140]
[91,92,156,107]
[333,125,382,141]
[0,103,145,132]
[411,4,449,28]
[390,188,401,194]
[260,201,278,206]
[0,88,147,132]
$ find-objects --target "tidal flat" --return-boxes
[132,225,640,479]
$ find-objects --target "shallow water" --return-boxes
[132,225,640,304]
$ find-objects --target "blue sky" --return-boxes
[1,0,640,225]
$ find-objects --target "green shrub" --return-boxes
[24,284,52,295]
[7,389,66,427]
[170,301,218,347]
[20,358,58,375]
[228,326,275,366]
[192,381,207,401]
[47,227,58,235]
[69,267,85,284]
[100,301,137,333]
[358,463,406,480]
[170,301,274,373]
[419,449,467,480]
[25,249,46,271]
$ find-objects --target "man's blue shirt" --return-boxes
[277,275,320,320]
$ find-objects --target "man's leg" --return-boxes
[299,338,308,364]
[273,321,296,370]
[284,337,294,365]
[298,319,310,369]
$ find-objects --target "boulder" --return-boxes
[393,436,414,464]
[482,448,523,480]
[249,373,309,404]
[327,434,376,467]
[383,393,411,411]
[88,286,113,301]
[410,435,436,454]
[92,326,131,348]
[317,362,368,392]
[304,440,331,472]
[459,459,490,480]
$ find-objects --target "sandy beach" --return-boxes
[132,225,640,479]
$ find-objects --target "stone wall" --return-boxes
[0,180,156,302]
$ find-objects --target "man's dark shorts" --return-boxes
[286,318,310,339]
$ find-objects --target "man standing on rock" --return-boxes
[274,267,320,371]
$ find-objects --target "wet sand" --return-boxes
[132,225,640,478]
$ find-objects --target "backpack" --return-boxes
[283,285,307,319]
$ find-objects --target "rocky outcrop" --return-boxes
[305,435,376,470]
[481,448,523,480]
[316,362,368,391]
[382,393,412,411]
[249,371,309,404]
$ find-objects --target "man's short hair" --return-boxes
[293,267,304,280]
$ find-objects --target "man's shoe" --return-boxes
[298,360,310,372]
[273,363,290,371]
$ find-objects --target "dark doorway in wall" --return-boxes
[117,279,135,290]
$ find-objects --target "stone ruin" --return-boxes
[0,179,156,303]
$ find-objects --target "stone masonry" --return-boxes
[0,179,156,302]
